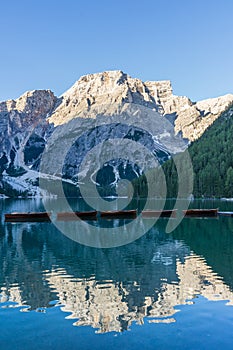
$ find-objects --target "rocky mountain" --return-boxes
[0,70,232,197]
[161,103,233,199]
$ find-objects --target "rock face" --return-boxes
[0,90,57,170]
[0,90,58,196]
[49,70,163,126]
[144,80,233,141]
[49,71,233,141]
[0,70,232,196]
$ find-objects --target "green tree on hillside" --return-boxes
[225,167,233,197]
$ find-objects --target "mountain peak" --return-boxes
[78,69,126,81]
[50,71,164,125]
[0,89,57,116]
[48,71,233,140]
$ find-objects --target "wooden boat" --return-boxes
[218,211,233,217]
[100,209,137,219]
[183,209,218,217]
[142,209,177,218]
[57,211,97,221]
[5,212,51,222]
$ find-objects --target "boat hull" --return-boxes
[5,212,51,222]
[218,211,233,217]
[183,209,218,217]
[141,210,177,218]
[57,211,97,221]
[100,210,137,219]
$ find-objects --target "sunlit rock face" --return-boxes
[0,70,232,196]
[145,80,233,141]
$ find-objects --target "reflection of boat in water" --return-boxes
[57,211,97,220]
[100,209,137,219]
[183,209,218,217]
[142,209,177,218]
[5,212,51,222]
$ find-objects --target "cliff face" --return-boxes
[48,70,164,126]
[0,90,57,171]
[144,80,233,141]
[49,71,233,141]
[0,70,232,197]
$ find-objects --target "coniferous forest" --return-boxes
[134,103,233,198]
[164,103,233,198]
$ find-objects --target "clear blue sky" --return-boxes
[0,0,232,102]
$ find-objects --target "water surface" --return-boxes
[1,199,233,349]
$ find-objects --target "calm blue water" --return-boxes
[1,199,233,349]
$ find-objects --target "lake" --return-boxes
[1,199,233,349]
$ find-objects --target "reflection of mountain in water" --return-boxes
[44,252,233,333]
[1,215,233,333]
[0,223,58,310]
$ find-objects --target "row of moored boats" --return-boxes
[4,208,230,222]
